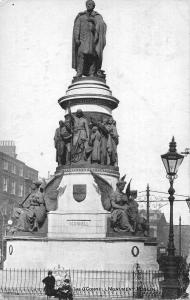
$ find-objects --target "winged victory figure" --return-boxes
[91,171,148,236]
[10,173,64,233]
[91,171,135,233]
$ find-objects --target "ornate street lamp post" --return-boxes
[161,137,184,256]
[160,137,184,299]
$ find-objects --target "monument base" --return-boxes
[4,236,158,270]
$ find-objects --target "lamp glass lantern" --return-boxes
[161,137,184,178]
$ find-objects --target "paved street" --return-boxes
[0,296,135,300]
[0,296,45,300]
[2,298,127,300]
[0,294,188,300]
[2,298,49,300]
[0,295,174,300]
[0,295,133,300]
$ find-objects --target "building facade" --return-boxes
[140,209,168,239]
[0,151,38,207]
[0,141,38,263]
[0,141,16,159]
[0,152,37,203]
[140,209,190,258]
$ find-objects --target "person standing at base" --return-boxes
[42,270,56,297]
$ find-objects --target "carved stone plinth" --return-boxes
[4,235,158,270]
[48,168,118,238]
[58,77,119,112]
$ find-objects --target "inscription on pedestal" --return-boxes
[48,213,107,238]
[67,220,91,227]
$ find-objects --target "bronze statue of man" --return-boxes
[72,0,106,78]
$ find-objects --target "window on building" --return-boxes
[3,177,8,192]
[11,181,16,195]
[19,167,24,177]
[3,161,8,170]
[11,164,16,174]
[18,184,23,197]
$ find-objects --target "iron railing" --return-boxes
[0,268,164,298]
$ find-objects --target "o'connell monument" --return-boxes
[4,0,158,271]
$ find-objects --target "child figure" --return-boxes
[57,278,73,300]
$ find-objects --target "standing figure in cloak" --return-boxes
[72,0,106,77]
[98,117,109,165]
[62,119,72,165]
[54,120,65,166]
[106,117,119,166]
[110,119,119,166]
[89,126,101,163]
[54,120,72,166]
[69,107,89,161]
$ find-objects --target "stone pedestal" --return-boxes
[4,236,158,270]
[48,168,118,238]
[59,77,119,113]
[4,76,158,271]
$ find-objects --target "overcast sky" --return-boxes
[0,0,189,224]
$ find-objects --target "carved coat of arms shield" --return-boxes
[73,184,87,202]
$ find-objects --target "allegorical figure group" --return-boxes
[91,172,149,236]
[10,176,148,236]
[12,181,47,233]
[10,175,64,233]
[54,109,119,167]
